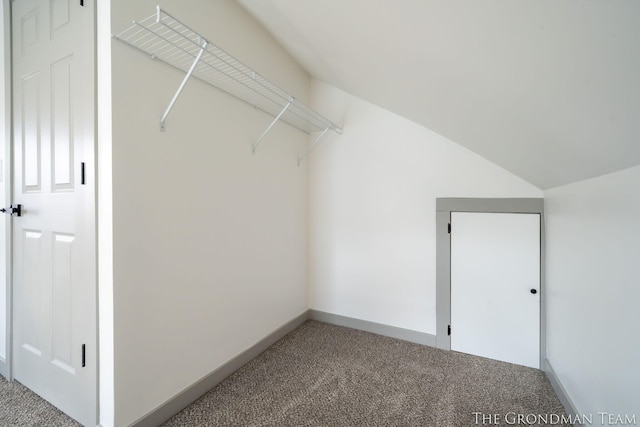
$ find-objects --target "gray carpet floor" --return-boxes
[0,375,80,427]
[0,321,570,426]
[164,321,570,426]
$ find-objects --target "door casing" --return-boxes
[0,0,13,381]
[435,198,546,368]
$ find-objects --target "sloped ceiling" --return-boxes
[238,0,640,189]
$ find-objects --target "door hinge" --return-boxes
[447,325,451,336]
[447,223,451,234]
[81,162,86,185]
[80,0,84,6]
[82,344,86,367]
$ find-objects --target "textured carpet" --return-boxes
[164,320,570,426]
[0,375,80,427]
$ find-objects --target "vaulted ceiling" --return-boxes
[238,0,640,189]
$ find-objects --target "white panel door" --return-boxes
[11,0,96,424]
[451,212,540,368]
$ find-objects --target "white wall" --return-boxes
[309,80,542,334]
[545,165,640,417]
[109,1,310,425]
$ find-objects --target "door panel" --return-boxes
[11,0,95,424]
[51,54,74,190]
[21,71,41,191]
[51,232,75,373]
[22,229,43,356]
[451,212,540,368]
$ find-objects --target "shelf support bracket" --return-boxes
[252,99,292,154]
[160,40,208,131]
[297,127,330,166]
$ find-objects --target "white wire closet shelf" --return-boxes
[113,6,342,158]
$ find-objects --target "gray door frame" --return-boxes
[435,198,546,368]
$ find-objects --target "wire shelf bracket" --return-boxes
[160,38,207,131]
[252,98,292,154]
[114,6,342,154]
[297,127,330,166]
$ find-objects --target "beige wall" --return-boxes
[108,1,310,424]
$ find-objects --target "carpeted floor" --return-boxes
[0,320,570,426]
[0,375,80,427]
[164,321,570,426]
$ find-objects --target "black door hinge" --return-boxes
[80,0,84,6]
[80,162,86,185]
[447,223,451,234]
[447,325,451,336]
[82,344,86,367]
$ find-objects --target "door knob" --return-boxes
[530,289,537,294]
[0,204,22,217]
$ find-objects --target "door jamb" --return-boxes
[435,198,546,368]
[0,0,12,381]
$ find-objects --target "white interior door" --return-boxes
[11,0,96,424]
[450,212,540,368]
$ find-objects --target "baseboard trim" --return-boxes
[129,310,436,426]
[544,358,584,427]
[129,311,310,427]
[309,310,436,347]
